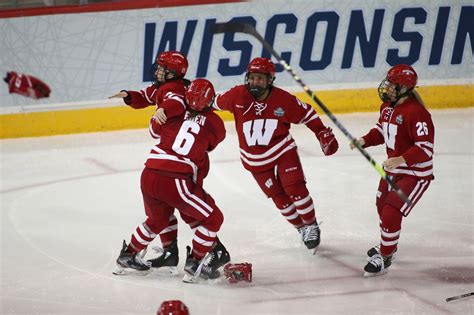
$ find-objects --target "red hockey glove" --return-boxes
[224,263,252,283]
[317,127,338,156]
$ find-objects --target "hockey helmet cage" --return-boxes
[245,58,276,98]
[378,64,418,102]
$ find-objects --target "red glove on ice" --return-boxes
[317,127,338,156]
[224,263,252,283]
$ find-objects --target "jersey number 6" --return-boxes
[172,121,201,155]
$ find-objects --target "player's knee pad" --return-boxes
[179,212,198,227]
[284,182,310,202]
[380,204,403,231]
[271,191,292,210]
[202,208,224,232]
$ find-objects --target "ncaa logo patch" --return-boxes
[396,115,403,124]
[274,107,285,117]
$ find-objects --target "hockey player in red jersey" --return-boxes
[110,51,200,273]
[350,64,434,276]
[213,57,339,253]
[113,79,230,282]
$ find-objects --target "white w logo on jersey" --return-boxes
[242,119,278,146]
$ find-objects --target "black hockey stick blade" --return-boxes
[210,22,256,35]
[446,291,474,302]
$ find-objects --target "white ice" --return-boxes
[1,109,473,314]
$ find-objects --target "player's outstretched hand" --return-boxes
[317,127,338,156]
[108,91,128,99]
[350,138,365,150]
[153,108,167,125]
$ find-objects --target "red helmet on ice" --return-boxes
[386,64,418,89]
[185,78,215,111]
[378,64,418,103]
[245,57,276,98]
[156,51,188,80]
[157,300,189,315]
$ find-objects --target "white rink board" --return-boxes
[1,0,473,108]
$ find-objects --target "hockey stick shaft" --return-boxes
[446,292,474,302]
[210,22,411,205]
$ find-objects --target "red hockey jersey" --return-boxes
[214,85,324,172]
[4,71,50,99]
[145,109,226,183]
[125,80,187,120]
[362,98,435,179]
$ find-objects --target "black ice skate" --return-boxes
[147,240,179,276]
[297,226,306,242]
[207,238,231,271]
[367,245,380,257]
[183,246,220,283]
[363,253,392,277]
[302,223,321,254]
[113,240,150,276]
[367,245,397,259]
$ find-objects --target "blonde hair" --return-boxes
[411,89,425,107]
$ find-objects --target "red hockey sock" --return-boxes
[272,192,304,228]
[159,215,178,248]
[379,204,403,256]
[192,226,217,260]
[129,222,157,253]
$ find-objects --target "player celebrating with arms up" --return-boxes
[113,79,230,283]
[351,65,435,277]
[110,51,200,273]
[214,57,339,253]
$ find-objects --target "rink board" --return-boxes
[1,84,472,138]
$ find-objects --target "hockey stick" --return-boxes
[446,292,474,302]
[210,22,411,206]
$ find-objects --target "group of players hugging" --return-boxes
[109,50,434,283]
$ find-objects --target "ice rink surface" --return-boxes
[1,109,473,314]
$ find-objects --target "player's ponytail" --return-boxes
[411,90,425,107]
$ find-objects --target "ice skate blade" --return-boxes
[312,246,319,255]
[112,265,149,276]
[150,266,179,276]
[183,273,202,283]
[182,274,222,284]
[363,269,388,278]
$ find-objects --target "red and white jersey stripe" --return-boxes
[148,145,198,181]
[239,134,297,167]
[174,178,214,218]
[399,178,431,216]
